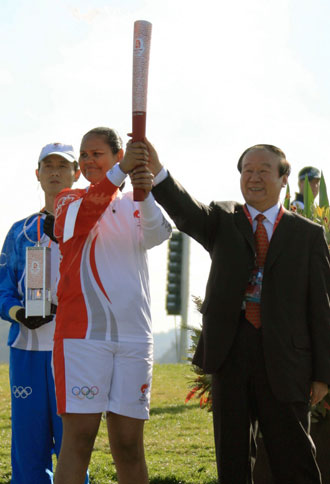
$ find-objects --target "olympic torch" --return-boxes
[132,20,152,201]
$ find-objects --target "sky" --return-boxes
[1,0,330,336]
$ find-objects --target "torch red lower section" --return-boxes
[132,111,146,142]
[132,111,147,201]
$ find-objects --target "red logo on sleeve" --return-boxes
[140,383,149,394]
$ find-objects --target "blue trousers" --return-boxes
[10,347,62,483]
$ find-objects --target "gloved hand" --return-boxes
[43,214,58,243]
[15,308,53,329]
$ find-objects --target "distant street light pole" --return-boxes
[179,233,190,362]
[165,230,190,363]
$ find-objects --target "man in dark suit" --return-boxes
[132,141,330,483]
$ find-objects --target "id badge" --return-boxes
[245,267,264,303]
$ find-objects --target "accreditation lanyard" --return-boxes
[243,204,285,239]
[37,212,52,248]
[243,205,284,303]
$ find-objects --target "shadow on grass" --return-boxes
[90,473,218,484]
[150,403,200,416]
[150,478,218,484]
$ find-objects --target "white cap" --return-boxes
[38,142,77,163]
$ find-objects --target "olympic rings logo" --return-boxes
[12,386,33,399]
[72,386,99,400]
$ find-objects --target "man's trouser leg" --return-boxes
[10,348,55,483]
[211,315,321,484]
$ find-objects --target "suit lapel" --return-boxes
[265,210,293,272]
[234,209,255,255]
[234,207,294,269]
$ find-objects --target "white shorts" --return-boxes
[53,339,153,419]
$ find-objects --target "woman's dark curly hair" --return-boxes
[82,127,123,154]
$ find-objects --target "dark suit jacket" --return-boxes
[153,173,330,403]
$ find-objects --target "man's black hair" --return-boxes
[237,144,291,177]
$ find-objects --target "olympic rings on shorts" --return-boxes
[71,385,99,400]
[12,386,33,399]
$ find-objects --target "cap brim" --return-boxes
[39,151,76,163]
[299,175,321,181]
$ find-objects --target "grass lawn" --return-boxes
[0,363,217,484]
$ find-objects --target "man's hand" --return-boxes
[144,138,163,176]
[310,381,329,406]
[119,141,149,174]
[15,308,53,330]
[123,136,163,176]
[130,166,154,196]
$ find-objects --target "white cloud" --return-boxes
[0,68,13,85]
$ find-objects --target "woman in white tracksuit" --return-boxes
[53,127,172,484]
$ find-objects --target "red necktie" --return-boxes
[245,214,269,328]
